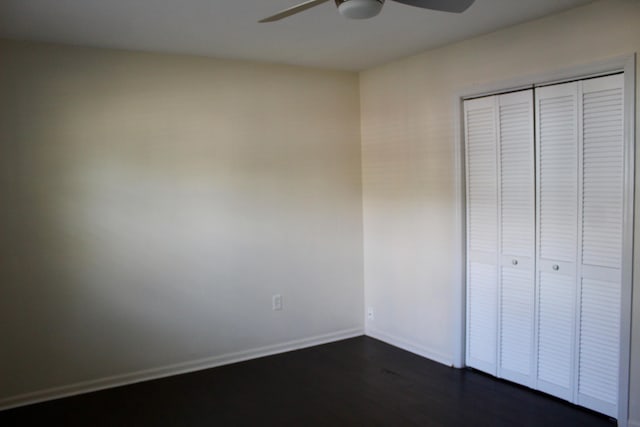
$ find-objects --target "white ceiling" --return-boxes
[0,0,594,70]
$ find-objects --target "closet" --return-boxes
[464,73,629,419]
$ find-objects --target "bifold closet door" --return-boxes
[535,81,579,402]
[464,90,535,379]
[464,96,499,375]
[466,73,627,419]
[496,91,535,386]
[576,73,625,418]
[535,74,625,418]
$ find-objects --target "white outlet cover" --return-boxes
[272,294,282,311]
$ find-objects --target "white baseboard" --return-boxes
[365,327,453,367]
[0,327,364,412]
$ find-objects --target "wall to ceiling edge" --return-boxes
[359,0,640,423]
[0,39,364,408]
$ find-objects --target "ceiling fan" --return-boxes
[259,0,475,22]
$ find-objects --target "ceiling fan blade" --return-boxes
[391,0,474,13]
[259,0,331,22]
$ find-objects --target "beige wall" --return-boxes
[0,39,363,404]
[360,0,640,423]
[2,0,639,421]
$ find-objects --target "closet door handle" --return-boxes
[552,264,559,271]
[512,259,518,266]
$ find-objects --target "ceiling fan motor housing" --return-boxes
[335,0,385,19]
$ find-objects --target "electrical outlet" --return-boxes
[272,294,283,311]
[367,307,374,320]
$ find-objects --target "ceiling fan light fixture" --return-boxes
[259,0,473,23]
[337,0,384,19]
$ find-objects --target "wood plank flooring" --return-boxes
[0,336,615,426]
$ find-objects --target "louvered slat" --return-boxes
[578,278,620,410]
[576,74,624,418]
[500,266,533,376]
[499,96,534,256]
[497,90,535,385]
[464,97,498,375]
[538,93,578,263]
[535,82,578,402]
[581,85,624,269]
[537,271,575,399]
[467,106,497,255]
[468,262,498,370]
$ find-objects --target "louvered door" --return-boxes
[576,74,625,418]
[464,73,629,420]
[496,90,535,386]
[534,82,579,401]
[534,75,625,416]
[464,96,498,375]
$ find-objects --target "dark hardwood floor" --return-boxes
[0,336,615,426]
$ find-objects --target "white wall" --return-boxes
[0,39,363,406]
[360,0,640,423]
